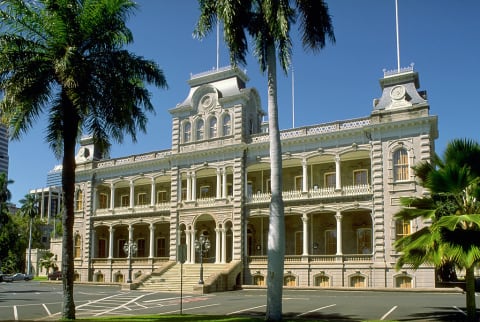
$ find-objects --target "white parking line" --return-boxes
[42,303,52,316]
[13,305,18,321]
[296,304,336,317]
[453,306,467,315]
[93,293,149,316]
[226,304,266,315]
[380,305,398,320]
[162,303,220,314]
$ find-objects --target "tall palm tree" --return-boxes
[0,0,167,319]
[395,138,480,322]
[19,194,40,276]
[0,172,13,227]
[195,1,334,320]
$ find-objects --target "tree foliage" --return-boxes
[195,1,334,320]
[395,138,480,321]
[0,0,167,318]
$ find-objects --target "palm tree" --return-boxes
[0,172,13,227]
[0,0,167,319]
[195,1,334,320]
[19,194,40,276]
[395,138,480,322]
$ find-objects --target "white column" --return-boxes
[216,169,222,199]
[221,228,227,263]
[191,172,197,201]
[108,226,114,259]
[129,180,134,208]
[92,187,97,213]
[190,230,196,263]
[302,160,308,193]
[150,178,156,207]
[149,223,155,259]
[302,214,309,256]
[335,212,343,255]
[185,229,191,264]
[186,173,192,201]
[215,228,221,263]
[222,168,227,198]
[178,173,182,202]
[110,182,115,209]
[335,155,341,190]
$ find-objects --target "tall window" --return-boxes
[395,219,411,241]
[157,237,166,257]
[223,114,231,136]
[98,239,107,258]
[294,176,303,191]
[137,193,147,205]
[99,193,108,209]
[196,119,204,140]
[325,230,336,254]
[137,239,145,257]
[353,169,368,185]
[74,235,81,258]
[121,195,129,207]
[393,148,409,181]
[157,190,168,203]
[357,228,372,254]
[209,117,217,138]
[76,190,83,210]
[183,122,191,143]
[325,173,336,188]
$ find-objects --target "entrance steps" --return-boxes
[138,263,230,292]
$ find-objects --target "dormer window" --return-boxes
[223,114,231,136]
[209,117,217,138]
[183,122,191,143]
[196,119,204,140]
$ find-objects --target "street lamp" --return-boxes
[123,240,137,283]
[194,235,211,284]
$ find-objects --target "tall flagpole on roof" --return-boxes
[291,65,295,128]
[395,0,401,72]
[216,18,220,70]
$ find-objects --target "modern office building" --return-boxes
[63,65,438,291]
[0,123,9,177]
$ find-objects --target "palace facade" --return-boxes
[66,65,438,291]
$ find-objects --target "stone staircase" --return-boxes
[138,263,230,292]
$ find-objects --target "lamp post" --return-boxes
[194,235,211,284]
[123,240,137,283]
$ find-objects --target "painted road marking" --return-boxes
[227,304,266,315]
[380,305,398,320]
[13,305,18,321]
[94,293,149,316]
[162,303,220,315]
[296,304,336,317]
[453,306,466,316]
[42,303,52,316]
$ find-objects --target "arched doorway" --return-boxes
[194,214,216,263]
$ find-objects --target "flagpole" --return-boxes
[216,18,219,70]
[395,0,400,72]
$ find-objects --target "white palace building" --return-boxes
[58,65,438,292]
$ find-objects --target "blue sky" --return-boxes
[7,0,480,205]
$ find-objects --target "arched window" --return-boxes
[183,122,191,143]
[223,114,231,136]
[196,119,204,140]
[314,275,330,287]
[396,275,412,288]
[253,275,265,286]
[209,117,217,138]
[76,190,83,211]
[283,275,296,286]
[74,235,81,258]
[393,148,409,181]
[350,275,365,287]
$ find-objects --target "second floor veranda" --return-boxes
[87,149,372,216]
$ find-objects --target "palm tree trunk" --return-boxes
[265,42,285,322]
[465,265,476,321]
[61,97,79,320]
[27,218,32,275]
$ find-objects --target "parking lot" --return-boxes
[0,281,476,321]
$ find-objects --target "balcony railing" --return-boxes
[248,254,373,263]
[247,184,371,204]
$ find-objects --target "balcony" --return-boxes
[246,184,371,204]
[94,202,171,216]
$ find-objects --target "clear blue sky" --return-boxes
[7,0,480,205]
